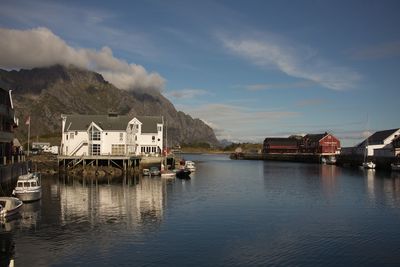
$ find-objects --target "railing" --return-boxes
[69,140,88,156]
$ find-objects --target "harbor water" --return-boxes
[2,154,400,266]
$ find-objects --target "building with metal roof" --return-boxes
[355,128,400,156]
[60,113,164,157]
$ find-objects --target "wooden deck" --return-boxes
[58,155,142,171]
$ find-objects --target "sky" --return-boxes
[0,0,399,146]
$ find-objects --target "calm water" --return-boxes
[2,154,400,266]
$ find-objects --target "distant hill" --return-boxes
[0,65,219,146]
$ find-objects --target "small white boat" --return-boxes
[0,197,23,218]
[363,161,376,169]
[13,172,42,202]
[391,163,400,171]
[149,166,161,176]
[142,169,150,176]
[184,161,196,172]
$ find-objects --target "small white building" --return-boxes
[60,113,163,157]
[355,128,400,156]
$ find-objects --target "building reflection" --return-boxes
[363,169,400,208]
[320,165,341,198]
[0,221,16,267]
[53,175,168,228]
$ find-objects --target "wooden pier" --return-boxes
[58,155,141,173]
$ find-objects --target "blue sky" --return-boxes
[1,0,399,146]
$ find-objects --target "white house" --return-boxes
[60,113,163,157]
[355,128,400,156]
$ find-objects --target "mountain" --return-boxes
[0,65,219,146]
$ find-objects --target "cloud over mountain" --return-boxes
[0,27,165,91]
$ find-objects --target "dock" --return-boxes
[58,155,141,173]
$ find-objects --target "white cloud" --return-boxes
[179,103,299,141]
[0,27,165,91]
[220,35,361,90]
[165,88,209,99]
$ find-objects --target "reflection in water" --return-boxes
[0,232,14,267]
[0,218,16,267]
[9,155,400,266]
[320,165,340,198]
[366,169,376,201]
[19,201,41,230]
[55,175,168,228]
[362,168,400,208]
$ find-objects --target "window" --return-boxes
[70,133,74,139]
[152,136,155,141]
[112,144,125,155]
[90,144,100,155]
[66,134,68,140]
[89,126,101,141]
[120,133,124,141]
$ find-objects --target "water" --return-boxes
[2,154,400,266]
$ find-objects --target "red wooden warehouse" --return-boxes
[301,132,340,154]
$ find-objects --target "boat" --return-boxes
[13,172,42,202]
[175,168,191,179]
[391,163,400,171]
[362,118,375,169]
[161,170,176,178]
[184,160,196,172]
[363,161,376,169]
[321,156,336,164]
[0,197,23,218]
[142,168,150,176]
[149,166,161,176]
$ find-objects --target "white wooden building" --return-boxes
[355,128,400,156]
[60,113,163,157]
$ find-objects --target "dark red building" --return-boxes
[301,133,340,154]
[263,132,341,155]
[263,137,299,154]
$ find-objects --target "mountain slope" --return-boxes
[0,65,218,146]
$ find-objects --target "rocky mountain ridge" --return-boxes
[0,65,219,146]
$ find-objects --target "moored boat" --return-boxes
[0,197,23,218]
[13,172,42,202]
[392,163,400,171]
[149,166,161,176]
[362,161,376,169]
[184,160,196,172]
[142,169,150,176]
[175,169,191,179]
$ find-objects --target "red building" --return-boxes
[301,133,340,154]
[263,133,341,155]
[263,137,299,154]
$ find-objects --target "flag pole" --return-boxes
[27,116,30,156]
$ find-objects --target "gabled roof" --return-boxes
[360,128,400,146]
[304,133,328,142]
[64,114,163,133]
[264,137,298,146]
